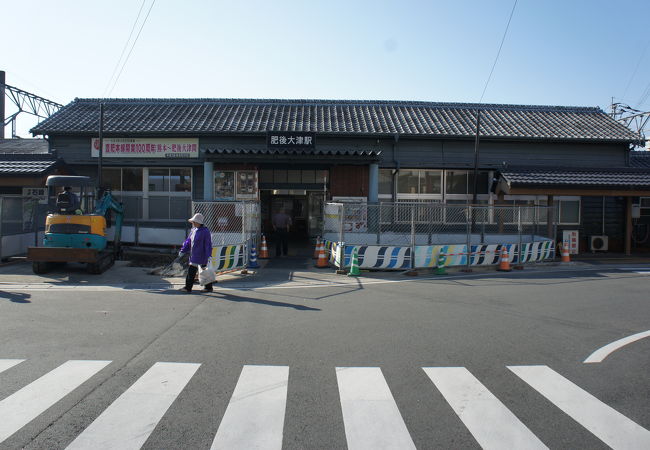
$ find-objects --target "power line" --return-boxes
[479,0,518,104]
[107,0,156,97]
[102,0,147,97]
[621,37,650,103]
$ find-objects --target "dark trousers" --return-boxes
[275,230,289,256]
[185,265,214,291]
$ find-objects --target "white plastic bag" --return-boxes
[198,265,217,285]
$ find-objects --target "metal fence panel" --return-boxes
[323,201,556,248]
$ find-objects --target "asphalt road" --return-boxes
[0,261,649,449]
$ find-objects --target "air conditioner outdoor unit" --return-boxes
[590,235,608,252]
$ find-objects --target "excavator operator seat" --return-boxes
[56,192,74,214]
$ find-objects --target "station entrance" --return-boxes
[260,190,325,257]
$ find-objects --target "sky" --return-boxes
[3,0,650,138]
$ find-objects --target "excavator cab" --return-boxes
[27,175,124,274]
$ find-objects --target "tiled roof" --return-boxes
[0,138,49,154]
[629,151,650,168]
[500,167,650,188]
[0,154,63,176]
[31,98,638,142]
[204,145,380,158]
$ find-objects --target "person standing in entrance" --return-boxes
[178,213,215,293]
[272,209,292,257]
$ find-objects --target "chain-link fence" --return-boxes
[324,202,556,246]
[323,202,557,270]
[192,201,261,271]
[0,195,49,259]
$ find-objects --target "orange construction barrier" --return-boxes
[259,235,270,259]
[313,237,322,259]
[497,246,512,272]
[315,244,329,268]
[561,242,571,263]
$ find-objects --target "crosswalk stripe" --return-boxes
[336,367,416,450]
[424,367,548,450]
[211,365,289,450]
[508,365,650,449]
[0,360,111,444]
[66,362,200,450]
[0,359,24,374]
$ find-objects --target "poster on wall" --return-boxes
[332,196,368,232]
[236,171,258,200]
[91,138,199,158]
[214,171,235,200]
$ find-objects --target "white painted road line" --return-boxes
[0,360,111,444]
[336,367,416,450]
[0,359,24,374]
[584,330,650,363]
[67,362,200,450]
[424,367,548,450]
[211,365,289,450]
[508,365,650,449]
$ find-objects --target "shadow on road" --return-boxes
[208,291,321,311]
[151,287,321,311]
[0,291,31,303]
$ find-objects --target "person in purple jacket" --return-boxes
[178,213,214,293]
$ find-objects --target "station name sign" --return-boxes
[91,138,199,158]
[267,132,315,149]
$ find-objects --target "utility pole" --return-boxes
[471,108,481,204]
[98,103,104,189]
[0,71,5,139]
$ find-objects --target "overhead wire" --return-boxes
[621,37,650,104]
[479,0,518,104]
[102,0,147,97]
[107,0,157,97]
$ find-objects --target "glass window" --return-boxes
[122,168,143,191]
[315,170,328,184]
[559,200,580,224]
[215,171,235,199]
[170,168,191,192]
[301,170,316,184]
[101,168,121,191]
[148,169,169,192]
[287,170,301,183]
[421,170,442,194]
[445,171,467,194]
[274,170,288,183]
[379,169,393,195]
[398,170,419,194]
[259,170,273,184]
[467,171,490,195]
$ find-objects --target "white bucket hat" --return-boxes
[188,213,204,224]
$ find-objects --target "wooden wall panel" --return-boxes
[329,165,369,198]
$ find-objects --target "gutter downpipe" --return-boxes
[392,134,400,203]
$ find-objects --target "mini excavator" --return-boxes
[27,175,123,274]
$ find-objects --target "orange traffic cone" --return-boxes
[313,237,322,259]
[497,246,512,272]
[259,235,270,259]
[561,242,571,263]
[315,244,329,268]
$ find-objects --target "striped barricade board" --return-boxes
[414,240,555,268]
[344,245,412,270]
[208,244,246,272]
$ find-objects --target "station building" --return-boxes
[30,98,650,253]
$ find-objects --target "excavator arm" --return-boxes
[94,191,124,254]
